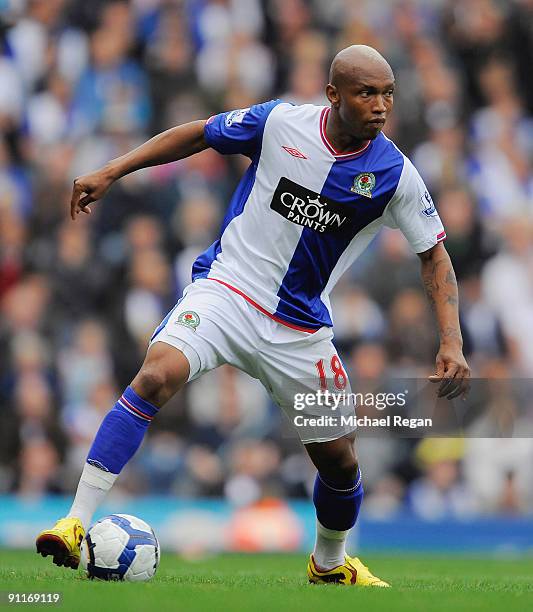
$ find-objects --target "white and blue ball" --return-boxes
[80,514,160,582]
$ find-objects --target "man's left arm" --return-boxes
[418,241,471,398]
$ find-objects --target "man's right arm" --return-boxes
[70,119,208,219]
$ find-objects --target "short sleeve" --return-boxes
[204,99,282,158]
[383,156,446,253]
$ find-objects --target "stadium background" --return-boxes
[0,0,532,555]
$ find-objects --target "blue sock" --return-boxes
[313,468,363,531]
[87,386,159,474]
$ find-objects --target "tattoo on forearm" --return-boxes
[444,269,458,305]
[421,252,462,343]
[423,275,436,310]
[445,294,458,306]
[445,269,457,285]
[442,325,462,342]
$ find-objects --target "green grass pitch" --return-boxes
[1,549,532,611]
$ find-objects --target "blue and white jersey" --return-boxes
[193,100,446,332]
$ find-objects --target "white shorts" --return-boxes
[149,278,356,443]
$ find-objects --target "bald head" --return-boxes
[325,45,395,146]
[329,45,393,88]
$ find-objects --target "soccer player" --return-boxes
[36,45,470,586]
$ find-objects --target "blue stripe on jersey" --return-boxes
[274,135,404,329]
[192,100,282,280]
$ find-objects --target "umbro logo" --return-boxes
[282,146,308,159]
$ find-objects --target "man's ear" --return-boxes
[326,83,340,108]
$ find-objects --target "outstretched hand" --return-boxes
[70,168,115,220]
[428,345,471,400]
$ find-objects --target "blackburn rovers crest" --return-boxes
[176,311,200,330]
[351,172,376,198]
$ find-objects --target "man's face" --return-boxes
[328,69,395,141]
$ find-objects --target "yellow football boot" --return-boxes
[307,554,390,587]
[36,517,85,569]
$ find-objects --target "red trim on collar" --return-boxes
[320,107,372,159]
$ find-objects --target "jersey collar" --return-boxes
[320,107,372,160]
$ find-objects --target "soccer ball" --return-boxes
[80,514,160,581]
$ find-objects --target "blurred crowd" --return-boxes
[1,0,533,519]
